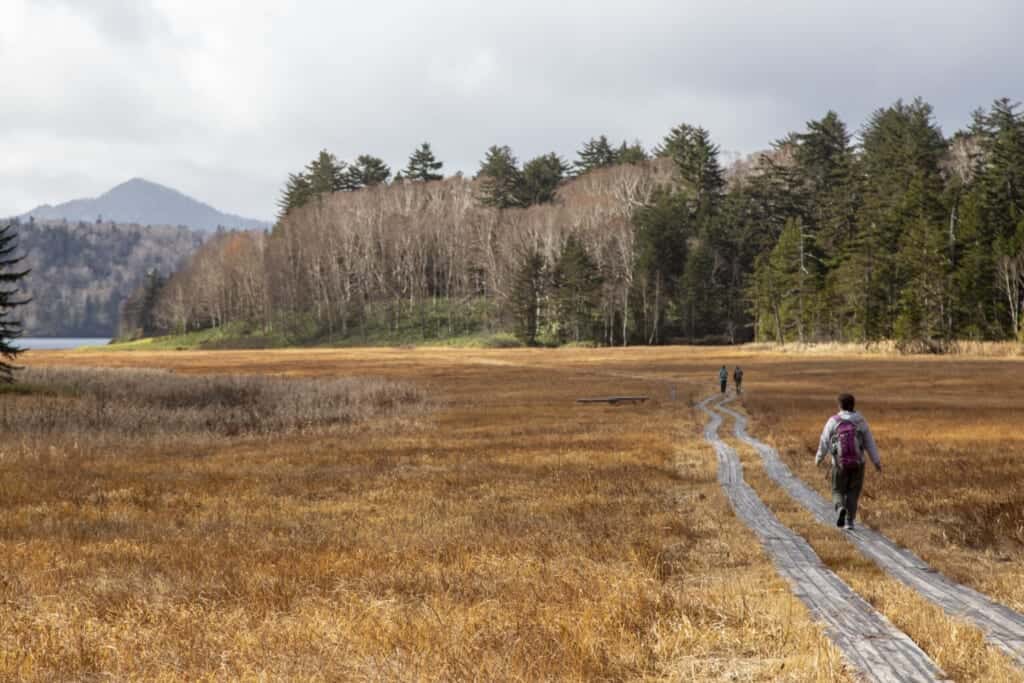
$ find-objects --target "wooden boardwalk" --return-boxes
[718,400,1024,669]
[699,397,947,682]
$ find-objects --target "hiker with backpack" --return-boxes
[814,393,881,531]
[719,366,728,394]
[733,366,744,395]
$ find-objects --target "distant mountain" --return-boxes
[24,178,270,232]
[15,219,203,337]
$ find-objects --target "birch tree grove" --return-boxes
[152,161,672,344]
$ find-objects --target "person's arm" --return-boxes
[860,419,882,471]
[815,418,835,466]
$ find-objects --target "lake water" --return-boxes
[17,338,112,350]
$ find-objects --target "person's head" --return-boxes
[837,393,856,412]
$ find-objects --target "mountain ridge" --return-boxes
[24,178,270,232]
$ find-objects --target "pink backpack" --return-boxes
[832,416,864,470]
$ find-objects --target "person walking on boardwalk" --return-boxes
[719,365,728,394]
[814,393,881,531]
[733,366,744,395]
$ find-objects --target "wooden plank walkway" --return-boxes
[718,399,1024,669]
[699,397,947,682]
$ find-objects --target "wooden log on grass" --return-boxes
[576,396,649,405]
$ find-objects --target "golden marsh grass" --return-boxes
[3,348,852,681]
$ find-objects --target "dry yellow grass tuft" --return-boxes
[2,348,851,681]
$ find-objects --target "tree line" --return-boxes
[134,98,1024,348]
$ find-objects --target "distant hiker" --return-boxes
[814,393,882,531]
[719,366,728,394]
[733,366,744,395]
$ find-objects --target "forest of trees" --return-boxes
[137,98,1024,348]
[12,219,202,337]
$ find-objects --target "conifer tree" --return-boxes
[305,149,349,195]
[346,155,392,189]
[0,223,30,383]
[404,142,444,182]
[574,135,619,174]
[476,145,525,209]
[633,189,691,343]
[655,123,725,210]
[552,234,602,342]
[276,172,312,219]
[964,99,1024,336]
[616,140,648,165]
[277,150,350,219]
[521,153,570,205]
[859,99,948,339]
[510,247,547,344]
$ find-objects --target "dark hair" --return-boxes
[838,393,856,411]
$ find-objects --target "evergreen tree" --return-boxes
[276,172,312,219]
[858,98,948,340]
[404,142,444,181]
[521,153,570,205]
[552,234,603,342]
[510,247,547,344]
[962,99,1024,337]
[632,189,691,343]
[574,135,619,174]
[140,269,166,336]
[0,223,30,383]
[655,123,725,210]
[305,149,349,195]
[617,140,648,165]
[476,145,525,209]
[346,154,392,189]
[748,218,821,343]
[277,150,349,219]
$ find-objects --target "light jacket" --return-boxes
[815,410,881,469]
[719,368,728,382]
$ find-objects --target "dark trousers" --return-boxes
[720,380,727,393]
[831,464,865,522]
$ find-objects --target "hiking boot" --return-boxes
[836,508,847,528]
[845,520,856,531]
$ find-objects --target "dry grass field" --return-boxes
[734,355,1024,614]
[1,348,854,682]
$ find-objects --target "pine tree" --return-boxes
[404,142,444,182]
[346,155,392,189]
[510,247,547,344]
[305,149,349,195]
[521,153,570,205]
[0,223,30,383]
[476,146,525,209]
[858,98,948,340]
[140,269,166,336]
[276,172,312,219]
[633,189,691,343]
[552,234,602,342]
[748,218,820,343]
[963,99,1024,337]
[277,150,350,219]
[574,135,619,174]
[616,140,648,165]
[655,123,725,210]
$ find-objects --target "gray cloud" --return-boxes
[2,0,1022,220]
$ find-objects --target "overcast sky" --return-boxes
[2,0,1021,221]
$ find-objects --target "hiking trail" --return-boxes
[717,399,1024,668]
[699,397,946,682]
